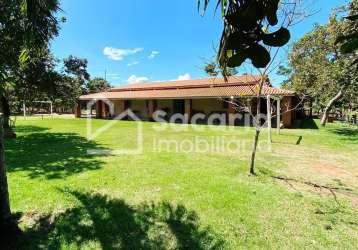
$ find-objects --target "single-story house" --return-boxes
[77,75,299,128]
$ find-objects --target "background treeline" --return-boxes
[281,0,358,125]
[4,54,111,115]
[1,0,110,124]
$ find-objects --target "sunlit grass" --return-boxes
[5,117,358,249]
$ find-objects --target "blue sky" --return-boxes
[51,0,348,86]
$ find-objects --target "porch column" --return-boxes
[96,100,103,118]
[228,101,236,126]
[277,98,281,134]
[282,97,293,128]
[184,99,192,124]
[101,101,107,118]
[148,100,156,121]
[267,95,272,143]
[75,101,81,118]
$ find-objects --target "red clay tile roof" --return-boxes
[79,75,294,100]
[111,75,263,91]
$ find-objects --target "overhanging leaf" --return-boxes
[227,51,249,68]
[247,44,271,68]
[225,2,261,31]
[265,0,279,26]
[226,32,259,50]
[263,27,291,47]
[19,48,30,65]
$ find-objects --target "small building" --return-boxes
[77,75,298,128]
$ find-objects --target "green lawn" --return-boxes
[5,117,358,249]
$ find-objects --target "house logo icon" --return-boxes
[86,98,143,155]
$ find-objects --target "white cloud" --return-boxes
[127,75,149,83]
[177,73,191,81]
[103,47,143,61]
[148,51,159,59]
[127,61,139,67]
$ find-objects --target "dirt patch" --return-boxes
[341,191,358,209]
[312,163,353,178]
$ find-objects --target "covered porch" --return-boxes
[75,96,295,128]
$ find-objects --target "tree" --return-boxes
[14,48,59,109]
[52,75,83,111]
[336,0,358,67]
[0,0,25,131]
[0,0,61,237]
[63,55,90,94]
[283,1,358,126]
[198,0,302,174]
[204,61,238,77]
[0,0,61,129]
[8,54,92,115]
[87,77,111,94]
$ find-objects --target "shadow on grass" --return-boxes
[272,133,304,145]
[299,119,319,129]
[5,125,108,179]
[330,128,358,141]
[17,191,224,250]
[13,125,50,133]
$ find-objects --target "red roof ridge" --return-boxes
[110,80,262,92]
[110,75,263,92]
[78,75,295,100]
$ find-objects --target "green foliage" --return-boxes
[51,75,83,110]
[63,55,90,81]
[0,0,24,78]
[0,0,61,111]
[57,55,91,108]
[283,2,358,113]
[198,0,291,71]
[335,0,358,66]
[87,78,111,94]
[4,50,91,114]
[204,62,219,76]
[20,0,60,45]
[204,61,237,76]
[1,2,101,114]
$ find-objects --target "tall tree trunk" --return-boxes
[0,116,13,235]
[320,88,344,127]
[0,95,11,130]
[249,93,262,175]
[249,129,260,175]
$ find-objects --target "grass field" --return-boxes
[5,117,358,249]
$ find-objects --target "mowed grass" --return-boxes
[5,117,358,249]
